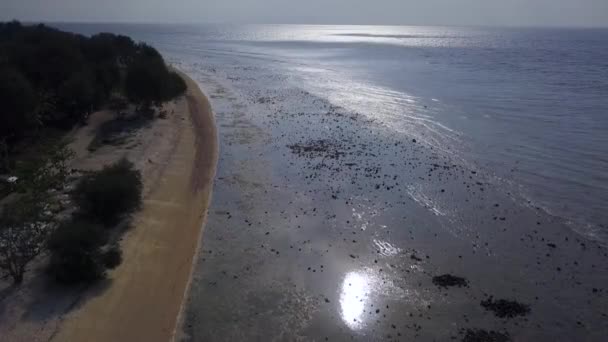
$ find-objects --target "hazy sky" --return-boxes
[1,0,607,27]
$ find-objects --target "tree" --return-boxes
[0,67,37,139]
[0,138,9,172]
[124,45,186,112]
[0,195,49,284]
[124,54,168,109]
[13,140,73,194]
[56,70,98,124]
[166,71,187,99]
[72,158,142,225]
[1,21,184,141]
[46,220,107,283]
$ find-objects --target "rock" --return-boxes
[432,274,468,288]
[480,296,530,318]
[461,329,510,342]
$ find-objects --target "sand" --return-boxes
[50,71,218,342]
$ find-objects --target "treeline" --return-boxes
[0,20,186,149]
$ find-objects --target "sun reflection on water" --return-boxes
[339,271,370,329]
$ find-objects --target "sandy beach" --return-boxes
[49,72,218,342]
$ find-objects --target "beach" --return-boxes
[51,71,218,342]
[2,23,607,341]
[0,70,217,342]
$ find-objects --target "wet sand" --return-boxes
[52,72,218,342]
[178,65,607,341]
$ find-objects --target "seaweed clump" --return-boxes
[432,274,469,288]
[480,296,530,318]
[461,328,510,342]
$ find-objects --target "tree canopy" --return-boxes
[0,21,186,145]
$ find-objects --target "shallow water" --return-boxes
[57,23,608,340]
[58,23,608,241]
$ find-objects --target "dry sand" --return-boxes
[50,72,218,342]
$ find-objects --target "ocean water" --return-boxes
[58,23,608,241]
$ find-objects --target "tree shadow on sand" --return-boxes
[0,258,113,326]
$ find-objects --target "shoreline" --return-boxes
[171,70,219,342]
[52,71,218,342]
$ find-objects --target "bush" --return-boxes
[47,220,108,283]
[73,158,142,225]
[0,195,48,284]
[102,245,122,269]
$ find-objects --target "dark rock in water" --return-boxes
[461,329,510,342]
[432,274,468,288]
[410,254,423,262]
[287,139,345,159]
[480,296,530,318]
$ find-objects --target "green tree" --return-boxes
[72,158,142,225]
[0,195,49,284]
[0,67,38,139]
[124,54,169,109]
[46,220,107,284]
[124,44,186,112]
[55,70,98,124]
[13,141,74,194]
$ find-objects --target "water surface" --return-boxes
[59,23,608,239]
[58,23,608,341]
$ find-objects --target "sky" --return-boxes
[1,0,607,27]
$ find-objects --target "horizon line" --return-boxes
[4,18,608,30]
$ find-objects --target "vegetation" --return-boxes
[125,44,187,111]
[73,158,142,225]
[47,220,108,283]
[0,20,186,166]
[0,196,49,283]
[47,159,142,284]
[0,142,73,284]
[0,22,166,286]
[12,140,74,194]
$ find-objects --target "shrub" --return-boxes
[73,158,142,225]
[102,245,122,269]
[46,220,107,284]
[0,195,48,284]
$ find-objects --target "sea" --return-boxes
[57,23,608,242]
